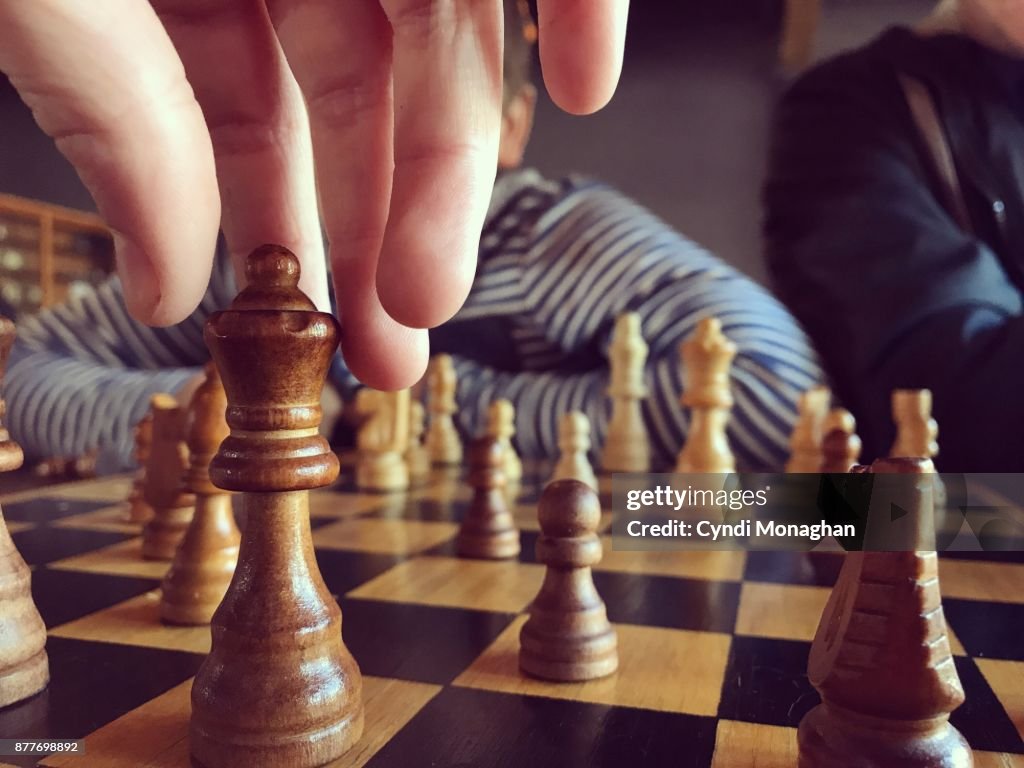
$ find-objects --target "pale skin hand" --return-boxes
[0,0,629,390]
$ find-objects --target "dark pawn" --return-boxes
[799,457,972,768]
[520,479,618,682]
[455,437,520,559]
[0,316,48,708]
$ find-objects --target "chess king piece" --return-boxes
[602,312,651,473]
[487,399,522,483]
[456,436,521,559]
[141,394,195,560]
[125,412,154,523]
[821,408,861,473]
[675,317,737,473]
[520,479,618,681]
[551,411,598,491]
[355,388,410,492]
[786,386,831,472]
[0,316,49,708]
[405,399,432,482]
[798,457,971,768]
[425,354,463,465]
[160,362,240,625]
[191,246,363,768]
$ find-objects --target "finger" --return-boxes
[152,0,330,313]
[375,0,504,329]
[537,0,629,114]
[0,0,220,325]
[269,0,429,388]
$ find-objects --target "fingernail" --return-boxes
[112,231,160,323]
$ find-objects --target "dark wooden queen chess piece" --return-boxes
[189,245,363,768]
[160,362,240,626]
[799,457,972,768]
[0,315,49,708]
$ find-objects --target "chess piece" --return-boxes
[355,388,410,492]
[125,413,154,523]
[821,408,861,473]
[487,399,522,483]
[0,315,49,708]
[191,245,363,768]
[425,354,463,465]
[520,479,618,681]
[141,394,195,560]
[798,457,972,768]
[786,386,831,472]
[675,317,737,473]
[891,389,946,508]
[405,399,431,482]
[602,312,651,473]
[551,411,598,491]
[456,437,520,559]
[160,363,240,626]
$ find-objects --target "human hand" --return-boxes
[0,0,628,389]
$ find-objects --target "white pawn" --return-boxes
[551,411,598,491]
[602,313,651,473]
[426,355,463,465]
[487,399,522,482]
[405,399,431,482]
[675,317,736,473]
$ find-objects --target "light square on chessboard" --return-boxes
[48,537,170,580]
[597,539,746,581]
[50,590,211,654]
[3,520,33,534]
[312,517,459,555]
[977,659,1024,742]
[52,505,142,534]
[39,675,441,768]
[938,559,1024,604]
[347,555,544,613]
[734,581,968,655]
[453,614,731,717]
[0,476,132,507]
[309,488,403,519]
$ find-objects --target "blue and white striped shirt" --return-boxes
[6,168,824,472]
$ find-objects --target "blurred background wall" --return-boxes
[0,0,933,284]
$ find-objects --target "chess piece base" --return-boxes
[0,648,49,709]
[455,530,520,560]
[356,454,409,493]
[519,619,618,682]
[142,512,192,560]
[798,703,973,768]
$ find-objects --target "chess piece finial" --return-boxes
[191,245,363,768]
[602,312,651,473]
[405,399,431,482]
[355,388,410,492]
[487,399,522,482]
[455,436,520,559]
[551,411,598,491]
[141,393,195,560]
[821,408,861,473]
[786,386,831,472]
[0,316,49,708]
[675,317,737,473]
[160,362,240,625]
[798,457,971,768]
[425,354,463,465]
[520,479,618,681]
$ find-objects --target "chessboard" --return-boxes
[1,461,1022,768]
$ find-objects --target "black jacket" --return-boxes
[764,27,1024,471]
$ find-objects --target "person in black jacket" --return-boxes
[764,0,1024,471]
